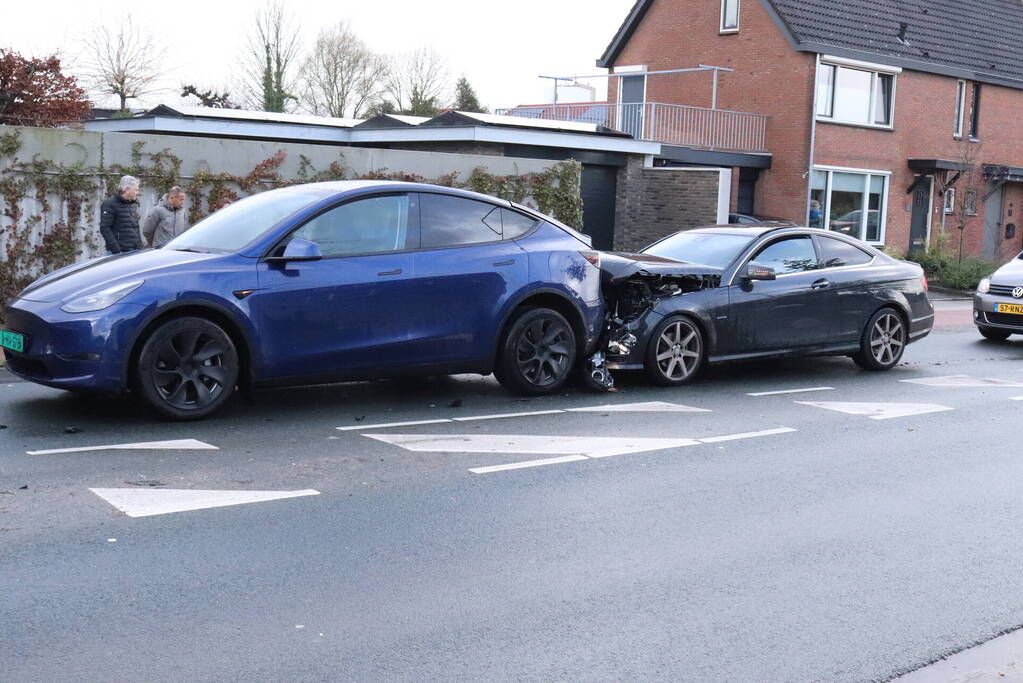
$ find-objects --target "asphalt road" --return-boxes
[4,319,1023,682]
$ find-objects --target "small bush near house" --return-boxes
[907,249,998,291]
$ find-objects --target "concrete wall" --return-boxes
[0,126,559,262]
[614,157,724,251]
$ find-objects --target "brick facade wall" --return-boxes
[614,161,721,251]
[604,0,1023,259]
[608,0,815,225]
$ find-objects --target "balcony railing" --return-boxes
[495,102,768,154]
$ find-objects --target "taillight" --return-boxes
[580,250,600,267]
[921,276,929,291]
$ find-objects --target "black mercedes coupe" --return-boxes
[593,226,933,386]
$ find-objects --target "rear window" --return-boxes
[818,236,873,267]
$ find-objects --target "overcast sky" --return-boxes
[3,0,636,113]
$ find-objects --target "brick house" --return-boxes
[594,0,1023,260]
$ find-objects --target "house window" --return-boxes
[943,187,956,214]
[811,169,889,243]
[954,80,966,137]
[721,0,739,32]
[964,189,978,216]
[969,83,982,139]
[816,63,895,128]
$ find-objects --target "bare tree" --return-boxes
[240,1,302,112]
[82,16,166,111]
[382,47,450,116]
[299,22,387,119]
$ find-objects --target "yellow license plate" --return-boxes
[995,303,1023,315]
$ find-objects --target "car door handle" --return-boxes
[811,279,830,290]
[377,268,402,276]
[492,259,516,267]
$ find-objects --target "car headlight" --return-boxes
[60,280,144,313]
[977,278,991,294]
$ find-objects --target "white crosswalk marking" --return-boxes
[89,488,320,518]
[796,401,953,420]
[364,433,701,458]
[567,401,710,413]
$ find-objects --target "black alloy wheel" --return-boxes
[495,307,576,396]
[853,307,906,371]
[978,325,1012,341]
[136,317,239,419]
[645,316,704,386]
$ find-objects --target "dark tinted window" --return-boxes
[502,209,538,239]
[818,236,872,268]
[643,231,752,268]
[752,236,818,274]
[292,194,414,257]
[420,194,502,248]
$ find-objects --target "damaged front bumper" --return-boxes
[580,252,722,385]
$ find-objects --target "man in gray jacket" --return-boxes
[142,186,189,248]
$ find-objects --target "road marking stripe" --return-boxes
[337,419,451,431]
[698,427,797,443]
[27,439,218,456]
[567,401,711,413]
[468,455,590,474]
[900,375,1023,388]
[89,488,320,518]
[747,387,834,397]
[1011,396,1023,401]
[452,410,565,422]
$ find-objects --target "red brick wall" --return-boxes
[607,0,815,223]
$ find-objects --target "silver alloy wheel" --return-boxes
[869,311,905,366]
[655,320,701,381]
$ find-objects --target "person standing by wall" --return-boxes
[100,175,144,254]
[142,186,190,248]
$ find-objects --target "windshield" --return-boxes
[166,188,331,252]
[643,232,754,269]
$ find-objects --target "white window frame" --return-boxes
[815,57,900,130]
[943,187,956,214]
[813,165,891,245]
[720,0,740,33]
[954,80,967,138]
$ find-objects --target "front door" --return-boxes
[727,235,831,353]
[909,175,932,254]
[983,185,1003,261]
[252,193,422,378]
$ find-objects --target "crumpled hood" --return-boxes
[16,249,222,303]
[598,251,723,285]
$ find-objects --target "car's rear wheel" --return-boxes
[852,307,906,371]
[495,307,576,396]
[978,325,1012,341]
[644,316,703,386]
[136,317,239,420]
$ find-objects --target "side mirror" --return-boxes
[268,238,322,263]
[745,262,776,281]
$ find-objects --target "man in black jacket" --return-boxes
[100,175,144,254]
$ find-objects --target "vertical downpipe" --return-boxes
[805,54,821,226]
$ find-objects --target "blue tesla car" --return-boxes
[3,182,604,419]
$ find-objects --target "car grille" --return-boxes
[985,311,1023,328]
[989,284,1022,297]
[5,353,51,379]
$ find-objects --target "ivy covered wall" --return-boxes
[0,126,583,318]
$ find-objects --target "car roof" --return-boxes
[269,180,516,207]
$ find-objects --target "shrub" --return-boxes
[906,249,997,291]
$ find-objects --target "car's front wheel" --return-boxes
[978,325,1012,341]
[644,316,703,386]
[495,307,576,396]
[136,317,239,420]
[852,307,906,371]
